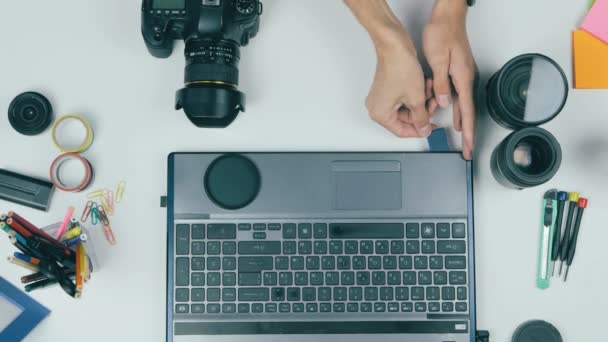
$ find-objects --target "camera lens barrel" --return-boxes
[184,39,240,86]
[491,127,562,189]
[487,54,568,130]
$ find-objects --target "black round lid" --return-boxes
[204,154,260,210]
[8,92,54,136]
[512,320,563,342]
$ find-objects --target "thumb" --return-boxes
[409,101,432,137]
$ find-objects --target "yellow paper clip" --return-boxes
[116,181,126,203]
[81,201,95,222]
[100,197,113,216]
[87,189,105,199]
[63,227,82,241]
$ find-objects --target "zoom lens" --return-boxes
[491,127,562,189]
[487,54,568,130]
[175,39,245,128]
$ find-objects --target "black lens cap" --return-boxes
[512,320,563,342]
[204,154,260,210]
[8,92,54,136]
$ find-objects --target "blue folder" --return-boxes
[0,277,50,342]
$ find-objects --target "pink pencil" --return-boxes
[55,206,75,239]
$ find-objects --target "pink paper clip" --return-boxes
[103,224,116,245]
[106,190,114,212]
[81,201,94,222]
[96,206,110,226]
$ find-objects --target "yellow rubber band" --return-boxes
[51,114,94,153]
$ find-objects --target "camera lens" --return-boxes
[8,92,54,136]
[487,54,568,129]
[491,127,562,189]
[175,39,245,128]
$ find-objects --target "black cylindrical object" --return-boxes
[8,92,54,136]
[487,54,568,130]
[491,127,562,189]
[512,320,562,342]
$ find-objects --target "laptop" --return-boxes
[165,152,477,342]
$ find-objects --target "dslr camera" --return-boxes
[141,0,262,128]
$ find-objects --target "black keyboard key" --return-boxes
[253,232,266,239]
[380,287,393,300]
[207,224,236,239]
[223,304,236,313]
[356,271,370,285]
[222,257,236,270]
[428,302,440,312]
[442,287,456,300]
[426,286,440,300]
[414,256,428,269]
[207,304,220,313]
[434,271,448,285]
[348,287,362,301]
[457,286,468,300]
[283,241,296,254]
[352,256,366,269]
[374,302,386,312]
[314,241,328,254]
[239,241,281,255]
[222,288,236,302]
[449,271,467,285]
[192,224,205,239]
[429,256,443,269]
[341,271,355,285]
[175,257,189,286]
[388,302,399,312]
[239,288,270,301]
[283,224,297,238]
[320,303,331,312]
[436,223,450,238]
[372,271,386,285]
[295,272,308,285]
[238,256,273,272]
[298,241,312,254]
[456,302,468,312]
[442,302,454,312]
[291,256,304,270]
[345,240,358,254]
[279,303,290,313]
[391,240,405,254]
[302,287,316,301]
[321,256,335,270]
[325,272,339,285]
[191,241,205,255]
[399,256,413,269]
[176,224,190,255]
[452,223,466,238]
[364,287,378,301]
[239,273,261,286]
[207,241,221,255]
[329,241,343,254]
[401,302,413,312]
[253,223,266,231]
[175,304,189,314]
[192,304,205,313]
[360,240,373,254]
[347,303,359,312]
[191,257,205,271]
[298,223,312,239]
[406,241,420,254]
[445,256,467,269]
[252,303,264,313]
[271,287,285,301]
[337,256,351,270]
[361,302,372,312]
[306,303,318,312]
[238,303,250,313]
[422,241,436,254]
[411,287,425,300]
[368,256,381,269]
[438,241,466,254]
[191,272,205,286]
[238,223,251,231]
[263,272,278,286]
[313,223,328,238]
[207,257,221,270]
[418,271,432,285]
[406,223,420,238]
[333,303,346,312]
[375,240,389,254]
[415,302,427,312]
[383,256,397,269]
[329,223,404,239]
[207,288,221,301]
[279,272,293,285]
[207,273,221,286]
[402,271,416,285]
[275,256,289,270]
[318,287,332,301]
[395,287,409,300]
[268,223,281,231]
[310,272,324,285]
[334,287,347,301]
[421,223,435,238]
[287,287,300,301]
[175,288,189,302]
[223,272,236,286]
[387,271,401,285]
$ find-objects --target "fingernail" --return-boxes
[418,124,433,137]
[438,95,450,108]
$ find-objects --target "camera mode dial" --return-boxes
[235,0,256,15]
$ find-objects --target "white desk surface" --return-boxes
[1,1,607,341]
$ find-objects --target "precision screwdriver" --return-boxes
[551,191,568,276]
[564,198,588,281]
[559,192,579,275]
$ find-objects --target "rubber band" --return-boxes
[49,153,94,192]
[51,114,94,153]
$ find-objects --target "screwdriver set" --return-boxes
[537,190,589,289]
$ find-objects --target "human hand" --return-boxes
[423,0,476,159]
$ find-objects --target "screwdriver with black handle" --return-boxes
[551,191,568,276]
[559,192,579,275]
[564,198,588,281]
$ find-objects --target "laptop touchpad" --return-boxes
[331,161,402,210]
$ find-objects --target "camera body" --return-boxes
[141,0,262,128]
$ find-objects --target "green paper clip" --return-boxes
[537,189,558,289]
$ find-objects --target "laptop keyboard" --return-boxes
[173,222,469,316]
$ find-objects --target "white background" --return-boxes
[0,0,607,341]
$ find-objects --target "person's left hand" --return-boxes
[423,0,476,159]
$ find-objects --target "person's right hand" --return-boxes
[366,28,433,138]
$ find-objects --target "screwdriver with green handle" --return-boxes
[537,189,557,289]
[563,198,588,281]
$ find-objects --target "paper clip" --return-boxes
[97,206,110,226]
[106,190,114,211]
[81,201,94,222]
[87,189,105,199]
[101,193,114,216]
[91,207,99,225]
[116,181,126,203]
[102,224,117,245]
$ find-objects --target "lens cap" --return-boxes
[488,54,568,129]
[512,320,562,342]
[204,154,260,210]
[8,92,54,136]
[175,86,245,128]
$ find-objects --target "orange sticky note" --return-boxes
[573,30,608,89]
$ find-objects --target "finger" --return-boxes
[455,86,475,159]
[427,98,439,116]
[428,56,452,109]
[406,99,432,137]
[453,96,462,132]
[382,116,421,138]
[425,79,434,101]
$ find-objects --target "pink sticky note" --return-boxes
[581,0,608,44]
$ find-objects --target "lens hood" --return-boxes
[175,85,245,128]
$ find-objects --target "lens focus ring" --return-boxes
[184,63,239,86]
